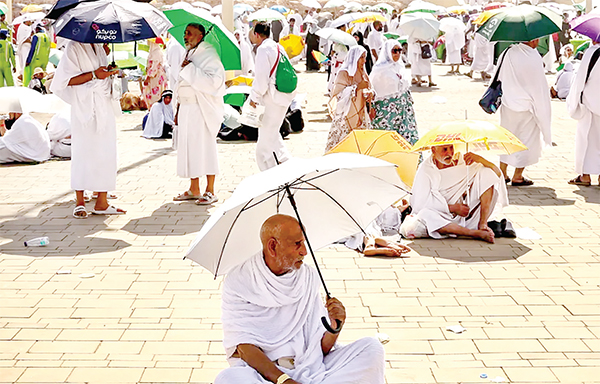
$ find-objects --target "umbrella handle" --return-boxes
[321,317,342,334]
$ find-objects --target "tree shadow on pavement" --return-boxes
[122,202,210,236]
[0,202,131,257]
[507,186,575,206]
[573,186,600,204]
[408,237,531,262]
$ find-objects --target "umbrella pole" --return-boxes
[274,152,342,334]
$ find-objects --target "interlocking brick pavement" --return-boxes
[1,63,599,383]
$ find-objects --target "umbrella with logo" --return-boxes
[164,7,241,71]
[185,153,409,334]
[45,0,97,19]
[477,4,561,42]
[53,0,172,44]
[326,130,420,187]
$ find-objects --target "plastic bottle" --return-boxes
[24,237,50,247]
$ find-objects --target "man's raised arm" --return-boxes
[464,152,502,178]
[236,344,300,384]
[321,297,346,355]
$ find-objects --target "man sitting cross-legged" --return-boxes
[402,144,508,244]
[215,214,385,384]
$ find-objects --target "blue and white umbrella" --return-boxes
[270,5,289,14]
[53,0,172,43]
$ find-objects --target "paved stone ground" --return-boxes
[1,63,599,384]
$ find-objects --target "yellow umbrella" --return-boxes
[411,120,528,155]
[21,4,43,13]
[326,130,420,187]
[350,13,388,24]
[472,9,503,26]
[226,75,254,86]
[279,34,305,59]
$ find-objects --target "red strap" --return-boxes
[270,46,281,78]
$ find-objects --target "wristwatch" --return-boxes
[276,373,291,384]
[91,70,97,80]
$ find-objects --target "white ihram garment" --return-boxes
[470,33,494,73]
[567,44,600,175]
[16,23,32,75]
[47,109,72,158]
[250,39,295,171]
[215,253,385,384]
[496,44,552,168]
[409,39,432,76]
[408,155,508,239]
[445,29,465,65]
[0,114,50,163]
[143,100,174,139]
[165,38,186,100]
[176,42,225,178]
[555,61,575,99]
[51,42,119,192]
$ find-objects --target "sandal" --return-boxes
[568,176,591,186]
[429,82,437,87]
[195,192,218,205]
[73,205,88,219]
[173,190,202,201]
[91,206,126,215]
[511,178,534,186]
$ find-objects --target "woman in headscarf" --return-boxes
[325,45,375,152]
[143,90,174,139]
[369,40,418,145]
[352,31,373,74]
[141,38,168,109]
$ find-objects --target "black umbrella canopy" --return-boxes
[46,0,151,19]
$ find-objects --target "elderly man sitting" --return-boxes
[215,214,385,384]
[403,145,508,243]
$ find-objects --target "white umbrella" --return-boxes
[399,12,440,40]
[185,153,409,331]
[330,12,363,28]
[192,1,211,10]
[402,0,446,15]
[344,1,363,12]
[302,0,322,9]
[439,16,466,33]
[211,4,222,15]
[323,0,347,9]
[234,3,256,13]
[12,12,45,25]
[247,8,286,22]
[0,87,69,114]
[170,1,194,11]
[315,27,357,46]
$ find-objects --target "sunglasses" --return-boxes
[392,48,402,54]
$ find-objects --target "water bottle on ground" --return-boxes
[24,237,50,247]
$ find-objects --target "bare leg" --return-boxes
[75,190,86,207]
[478,186,495,230]
[428,75,436,86]
[499,162,509,180]
[438,223,495,243]
[189,178,201,196]
[93,192,126,213]
[205,175,215,194]
[512,167,525,182]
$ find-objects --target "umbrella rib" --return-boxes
[214,198,254,278]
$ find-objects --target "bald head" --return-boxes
[260,214,307,276]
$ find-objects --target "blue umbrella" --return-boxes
[270,5,289,14]
[234,3,255,13]
[53,0,172,43]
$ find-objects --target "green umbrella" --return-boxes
[164,8,241,71]
[477,4,561,42]
[224,85,250,107]
[0,3,8,15]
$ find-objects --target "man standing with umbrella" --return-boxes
[249,22,295,171]
[173,23,225,205]
[496,40,552,186]
[51,41,124,218]
[214,214,386,384]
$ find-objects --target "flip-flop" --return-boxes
[173,190,201,201]
[73,205,88,219]
[568,176,591,186]
[511,178,534,186]
[91,206,126,215]
[195,192,218,205]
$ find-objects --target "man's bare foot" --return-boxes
[475,228,495,243]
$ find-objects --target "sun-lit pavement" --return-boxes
[1,62,599,384]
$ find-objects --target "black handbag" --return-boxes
[479,46,510,114]
[420,43,432,59]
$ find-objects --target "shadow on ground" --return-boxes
[573,185,600,204]
[507,186,575,206]
[122,202,210,236]
[0,202,131,257]
[409,237,531,262]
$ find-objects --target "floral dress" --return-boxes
[141,41,168,109]
[371,91,418,145]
